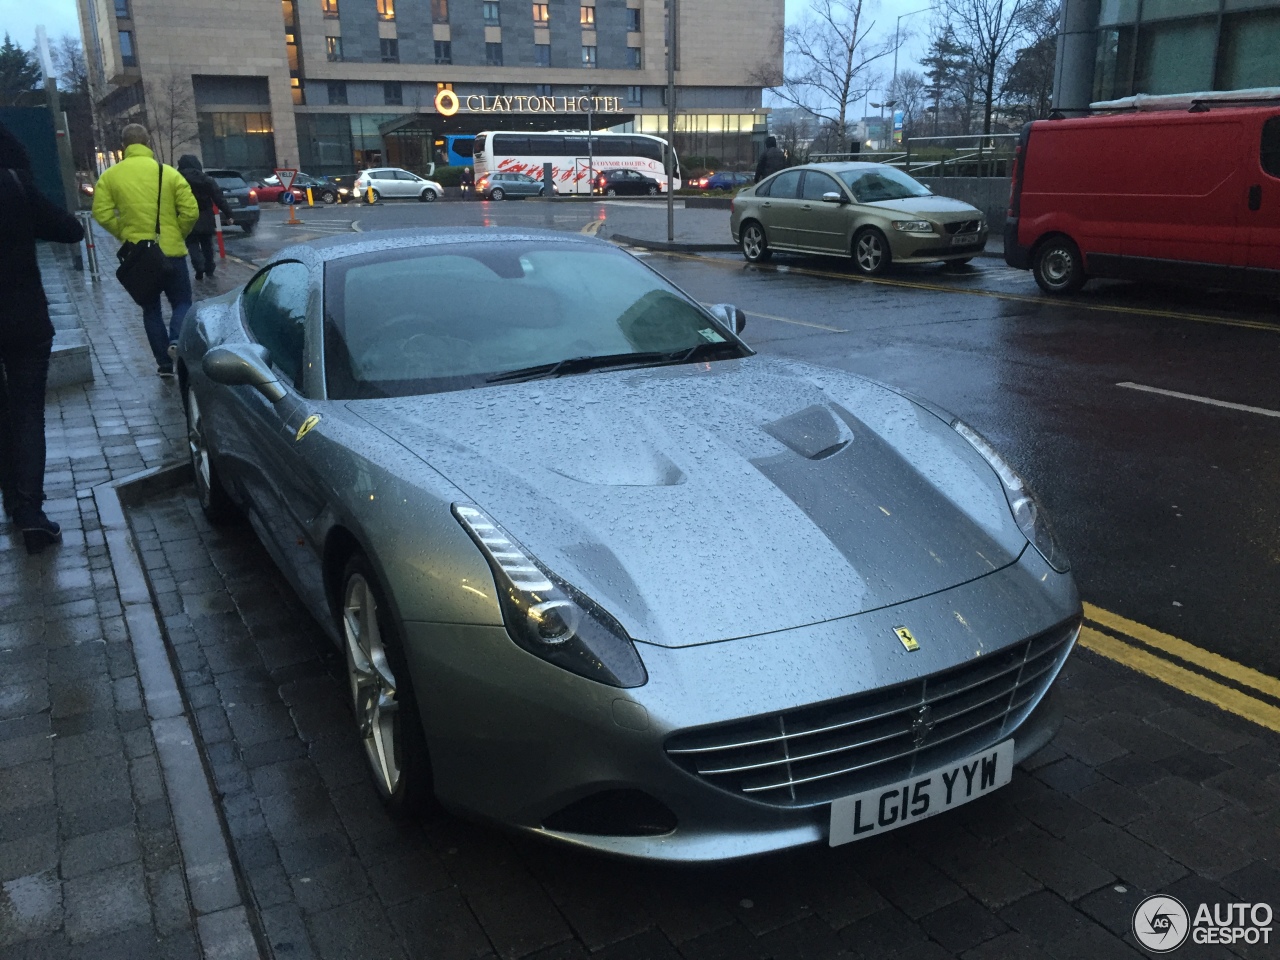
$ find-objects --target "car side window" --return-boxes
[801,171,841,201]
[244,261,310,389]
[1262,117,1280,179]
[768,170,802,199]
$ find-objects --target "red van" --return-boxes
[1004,105,1280,295]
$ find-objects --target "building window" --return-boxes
[534,44,550,67]
[486,42,503,66]
[291,76,305,105]
[384,80,402,105]
[1133,16,1214,95]
[118,30,136,66]
[487,83,505,96]
[626,46,641,69]
[327,80,348,104]
[321,0,339,18]
[581,44,596,67]
[114,0,129,18]
[325,36,343,61]
[626,8,640,31]
[533,2,549,22]
[377,0,395,21]
[432,0,448,21]
[1217,11,1280,91]
[381,38,399,62]
[625,84,641,104]
[580,5,594,25]
[483,1,501,24]
[534,83,552,96]
[434,40,452,64]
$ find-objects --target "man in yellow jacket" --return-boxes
[93,124,199,378]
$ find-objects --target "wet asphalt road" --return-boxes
[225,200,1280,679]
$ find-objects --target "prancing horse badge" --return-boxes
[894,626,920,652]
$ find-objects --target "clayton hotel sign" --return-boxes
[434,89,624,116]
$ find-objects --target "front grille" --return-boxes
[944,219,982,235]
[665,620,1077,807]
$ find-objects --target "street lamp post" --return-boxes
[665,0,678,242]
[890,4,932,144]
[579,84,599,194]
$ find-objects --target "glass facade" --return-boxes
[628,113,767,168]
[1093,0,1280,100]
[198,112,276,175]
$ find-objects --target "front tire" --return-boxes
[852,227,891,276]
[419,189,436,202]
[491,187,505,201]
[740,220,771,263]
[1033,236,1086,295]
[186,385,237,524]
[339,554,433,815]
[647,185,658,196]
[321,191,336,204]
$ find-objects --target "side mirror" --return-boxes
[708,303,747,335]
[821,191,847,204]
[203,343,287,403]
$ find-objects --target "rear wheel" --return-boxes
[538,187,546,196]
[1032,236,1086,295]
[365,188,380,204]
[419,189,436,202]
[186,386,237,524]
[339,554,433,815]
[852,227,891,276]
[491,187,505,201]
[605,187,618,197]
[740,220,771,263]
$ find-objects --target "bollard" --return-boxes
[213,205,226,259]
[306,186,314,206]
[366,185,375,204]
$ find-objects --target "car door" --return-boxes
[372,169,398,197]
[758,169,804,248]
[228,260,331,614]
[796,170,851,253]
[396,170,424,198]
[1246,113,1280,292]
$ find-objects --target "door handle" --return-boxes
[1248,184,1262,211]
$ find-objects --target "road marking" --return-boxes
[1081,605,1280,734]
[1079,626,1280,734]
[746,309,846,332]
[652,251,1280,333]
[580,220,604,236]
[1117,382,1280,419]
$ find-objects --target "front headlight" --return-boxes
[339,187,349,194]
[893,220,933,233]
[950,421,1070,573]
[453,504,647,687]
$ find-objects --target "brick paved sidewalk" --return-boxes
[0,242,259,959]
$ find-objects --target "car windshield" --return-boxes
[211,176,248,190]
[323,242,748,399]
[838,167,932,202]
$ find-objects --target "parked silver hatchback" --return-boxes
[731,162,988,275]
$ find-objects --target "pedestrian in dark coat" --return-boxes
[755,135,787,182]
[0,121,85,553]
[176,154,229,281]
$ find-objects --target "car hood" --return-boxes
[348,357,1026,647]
[863,195,983,220]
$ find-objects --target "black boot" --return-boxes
[17,512,61,554]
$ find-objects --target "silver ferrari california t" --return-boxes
[176,228,1081,861]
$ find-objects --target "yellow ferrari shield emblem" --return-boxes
[295,414,322,442]
[894,626,920,652]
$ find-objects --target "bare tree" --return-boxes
[770,0,894,152]
[144,74,198,163]
[938,0,1033,135]
[50,34,88,93]
[888,70,928,136]
[1000,0,1060,124]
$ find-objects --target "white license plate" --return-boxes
[829,739,1014,846]
[952,233,980,245]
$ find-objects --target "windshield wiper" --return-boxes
[486,352,669,384]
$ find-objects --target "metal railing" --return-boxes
[903,133,1018,178]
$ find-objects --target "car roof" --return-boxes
[791,161,902,174]
[271,227,610,268]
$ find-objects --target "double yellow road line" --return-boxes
[1080,603,1280,733]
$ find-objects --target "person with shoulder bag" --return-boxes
[176,154,228,282]
[92,124,199,378]
[0,122,85,553]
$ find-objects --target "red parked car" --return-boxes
[1005,99,1280,295]
[256,172,338,205]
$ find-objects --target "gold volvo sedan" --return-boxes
[731,162,988,276]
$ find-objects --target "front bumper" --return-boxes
[890,230,988,263]
[401,544,1078,862]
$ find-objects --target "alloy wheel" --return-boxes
[491,187,504,201]
[343,573,402,798]
[186,388,211,508]
[742,223,766,261]
[855,232,885,273]
[606,187,617,197]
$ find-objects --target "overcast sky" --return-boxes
[1,0,932,99]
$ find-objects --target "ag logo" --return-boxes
[1132,895,1189,953]
[294,414,322,442]
[894,626,919,652]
